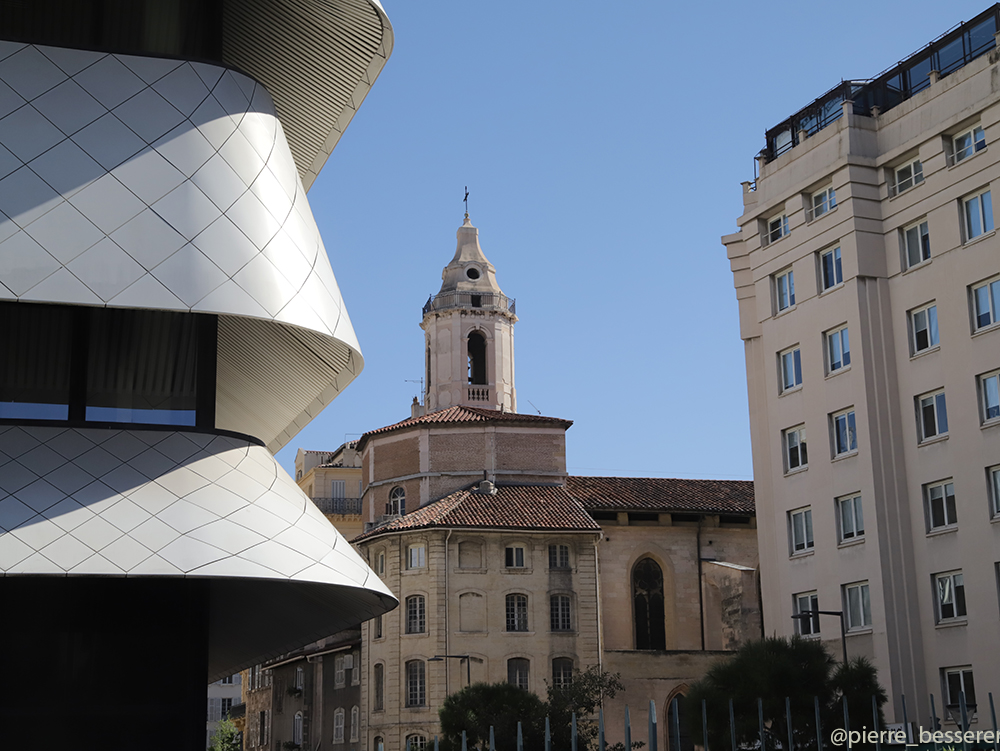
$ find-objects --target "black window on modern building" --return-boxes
[632,558,666,649]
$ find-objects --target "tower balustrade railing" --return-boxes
[423,291,516,316]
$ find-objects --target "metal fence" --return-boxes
[416,690,1000,751]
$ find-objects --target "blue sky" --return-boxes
[276,0,993,480]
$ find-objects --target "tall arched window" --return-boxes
[374,736,384,751]
[505,593,528,632]
[405,594,426,634]
[405,660,425,707]
[293,711,304,745]
[633,558,666,649]
[332,708,345,743]
[387,486,405,516]
[350,706,360,742]
[373,663,384,710]
[467,331,487,385]
[507,658,529,689]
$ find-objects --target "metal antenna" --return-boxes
[526,399,542,415]
[404,377,425,403]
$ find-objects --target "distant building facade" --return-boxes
[723,5,1000,727]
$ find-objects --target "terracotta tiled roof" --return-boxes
[357,406,572,450]
[566,476,755,515]
[352,484,601,541]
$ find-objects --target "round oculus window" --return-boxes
[466,267,480,280]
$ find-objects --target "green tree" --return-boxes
[438,682,547,751]
[685,637,887,751]
[208,719,242,751]
[546,666,641,751]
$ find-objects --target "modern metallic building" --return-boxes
[724,5,1000,729]
[0,2,395,748]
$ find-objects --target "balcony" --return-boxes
[423,291,516,316]
[312,497,362,514]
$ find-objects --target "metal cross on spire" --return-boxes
[464,186,469,218]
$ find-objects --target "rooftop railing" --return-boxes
[764,5,999,163]
[423,291,516,316]
[313,497,362,514]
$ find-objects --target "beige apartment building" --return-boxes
[724,6,1000,728]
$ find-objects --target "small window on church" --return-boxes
[466,267,480,280]
[467,332,487,385]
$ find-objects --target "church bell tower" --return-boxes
[421,215,517,412]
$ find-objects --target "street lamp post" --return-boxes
[429,654,476,687]
[790,609,848,665]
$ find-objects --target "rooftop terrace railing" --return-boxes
[313,497,362,514]
[764,5,1000,163]
[423,291,516,316]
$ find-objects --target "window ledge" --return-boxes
[972,323,1000,339]
[779,385,803,398]
[807,206,838,225]
[845,627,873,636]
[990,514,1000,525]
[888,182,924,201]
[784,465,809,477]
[963,228,996,247]
[402,632,430,638]
[901,258,931,276]
[503,568,533,575]
[948,147,987,170]
[838,537,865,549]
[789,549,815,560]
[403,569,427,575]
[832,450,859,464]
[456,567,487,574]
[926,525,958,538]
[774,304,797,319]
[826,365,851,380]
[935,619,968,630]
[918,433,949,447]
[910,345,940,361]
[982,417,1000,431]
[819,281,845,296]
[504,631,536,636]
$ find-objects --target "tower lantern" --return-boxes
[421,216,517,413]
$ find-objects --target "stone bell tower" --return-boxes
[420,215,517,412]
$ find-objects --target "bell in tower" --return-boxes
[421,215,517,413]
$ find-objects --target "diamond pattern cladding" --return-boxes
[0,44,357,353]
[0,426,387,594]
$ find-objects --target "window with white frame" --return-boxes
[794,591,820,636]
[910,303,939,354]
[980,371,1000,422]
[902,220,930,269]
[963,188,994,241]
[838,494,864,543]
[783,425,808,472]
[767,214,789,244]
[406,736,428,751]
[407,544,426,570]
[405,595,426,634]
[820,247,843,290]
[918,391,949,441]
[387,486,405,516]
[935,571,967,622]
[779,346,802,393]
[505,545,525,568]
[832,409,858,457]
[826,326,851,373]
[891,158,923,196]
[550,594,572,631]
[775,269,795,312]
[843,581,872,630]
[375,550,385,575]
[552,658,573,689]
[548,544,570,569]
[506,593,529,632]
[332,709,344,743]
[944,667,977,710]
[351,651,360,685]
[334,655,346,688]
[350,706,360,742]
[809,187,836,221]
[789,507,813,554]
[990,466,1000,518]
[973,277,1000,331]
[507,658,530,690]
[926,480,957,531]
[952,125,986,164]
[405,660,425,707]
[295,711,305,746]
[294,666,304,690]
